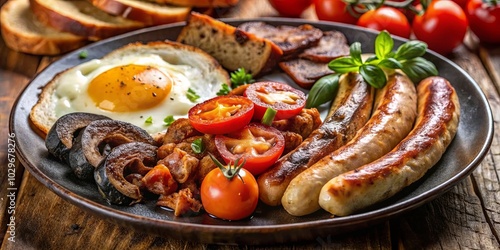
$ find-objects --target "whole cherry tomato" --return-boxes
[452,0,469,9]
[244,81,306,121]
[268,0,313,17]
[215,123,285,175]
[467,0,500,44]
[200,155,259,221]
[412,0,468,55]
[188,95,254,135]
[314,0,359,24]
[357,7,411,39]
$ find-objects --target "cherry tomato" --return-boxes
[467,0,500,44]
[357,7,411,39]
[314,0,359,24]
[215,123,285,175]
[452,0,469,10]
[244,81,306,121]
[200,158,259,221]
[412,0,468,55]
[268,0,313,17]
[188,95,254,135]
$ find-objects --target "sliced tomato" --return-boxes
[188,95,254,135]
[244,81,306,121]
[215,123,285,175]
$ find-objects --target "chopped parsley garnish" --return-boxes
[216,83,231,96]
[78,50,88,59]
[163,115,175,126]
[187,88,200,102]
[191,138,205,154]
[230,68,255,88]
[145,116,153,124]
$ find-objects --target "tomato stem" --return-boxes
[208,153,246,181]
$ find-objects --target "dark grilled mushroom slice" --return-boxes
[94,142,157,205]
[45,112,111,163]
[68,119,155,180]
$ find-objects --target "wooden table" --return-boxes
[1,0,499,249]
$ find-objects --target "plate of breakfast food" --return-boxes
[10,13,493,244]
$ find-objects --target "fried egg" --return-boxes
[31,41,230,136]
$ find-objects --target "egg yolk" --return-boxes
[87,64,172,112]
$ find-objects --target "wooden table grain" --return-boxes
[1,0,499,249]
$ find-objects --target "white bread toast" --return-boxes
[89,0,191,26]
[0,0,88,55]
[177,12,283,76]
[29,0,145,41]
[30,40,230,140]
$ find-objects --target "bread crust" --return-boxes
[89,0,191,26]
[151,0,239,7]
[29,0,144,41]
[0,0,88,55]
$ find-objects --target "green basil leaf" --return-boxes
[395,41,427,60]
[306,74,340,108]
[328,57,359,73]
[375,31,394,60]
[378,58,403,69]
[350,42,363,65]
[401,57,438,83]
[365,55,379,64]
[359,64,387,88]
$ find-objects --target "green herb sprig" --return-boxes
[217,83,231,96]
[187,88,200,102]
[306,30,438,108]
[163,115,175,126]
[230,68,255,88]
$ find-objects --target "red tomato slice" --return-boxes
[244,81,306,121]
[188,95,254,135]
[215,123,285,175]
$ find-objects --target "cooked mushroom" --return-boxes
[45,112,111,163]
[94,142,158,205]
[68,119,155,180]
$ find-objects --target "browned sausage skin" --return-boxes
[258,72,375,206]
[319,76,460,216]
[282,72,418,216]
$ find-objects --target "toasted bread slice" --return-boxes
[279,59,333,89]
[148,0,239,7]
[177,12,283,76]
[30,40,230,139]
[29,0,144,41]
[89,0,191,26]
[299,31,350,63]
[238,22,323,60]
[0,0,88,55]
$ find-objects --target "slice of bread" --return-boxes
[0,0,88,55]
[29,0,145,41]
[177,12,283,76]
[30,40,230,140]
[89,0,191,26]
[148,0,239,8]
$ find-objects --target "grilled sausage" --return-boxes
[319,76,460,216]
[258,72,375,206]
[282,72,417,216]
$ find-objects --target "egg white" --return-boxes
[53,53,221,134]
